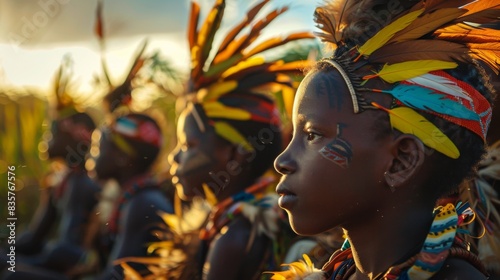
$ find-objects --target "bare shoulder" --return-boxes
[124,189,173,218]
[431,257,488,280]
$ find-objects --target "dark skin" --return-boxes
[1,119,100,275]
[274,69,487,280]
[168,103,273,280]
[94,128,174,280]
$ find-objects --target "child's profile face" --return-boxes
[168,106,231,201]
[274,69,393,235]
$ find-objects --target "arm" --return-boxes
[38,174,101,271]
[204,217,270,280]
[15,187,57,255]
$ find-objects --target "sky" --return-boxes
[0,0,318,98]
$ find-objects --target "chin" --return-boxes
[290,219,322,236]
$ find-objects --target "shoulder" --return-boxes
[126,188,173,213]
[431,257,488,280]
[212,215,270,256]
[68,172,101,193]
[120,188,174,227]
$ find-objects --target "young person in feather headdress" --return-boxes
[167,0,315,279]
[89,41,175,280]
[269,0,500,279]
[0,56,101,280]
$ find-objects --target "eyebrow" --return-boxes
[296,113,332,127]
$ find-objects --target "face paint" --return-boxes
[319,123,353,168]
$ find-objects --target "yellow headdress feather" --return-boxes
[314,0,500,158]
[186,0,315,148]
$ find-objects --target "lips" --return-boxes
[276,182,297,209]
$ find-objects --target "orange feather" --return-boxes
[458,0,500,23]
[388,8,466,43]
[216,0,270,54]
[243,32,315,60]
[187,1,200,52]
[435,23,500,43]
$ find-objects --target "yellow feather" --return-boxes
[120,262,143,279]
[213,121,254,152]
[203,102,252,120]
[358,9,424,57]
[202,183,218,206]
[363,60,458,83]
[197,80,238,102]
[372,103,459,159]
[221,56,266,79]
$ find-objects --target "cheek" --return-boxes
[178,149,213,176]
[319,137,354,169]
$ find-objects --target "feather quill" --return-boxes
[457,0,500,23]
[212,7,288,65]
[406,73,473,101]
[388,8,466,43]
[375,84,479,120]
[363,60,458,83]
[357,9,424,58]
[193,0,225,79]
[468,42,500,73]
[216,0,270,54]
[313,0,362,46]
[187,1,200,52]
[369,40,468,64]
[243,32,315,60]
[371,102,460,159]
[435,23,500,43]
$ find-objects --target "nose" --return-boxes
[274,147,296,175]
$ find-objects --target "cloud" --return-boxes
[0,0,189,47]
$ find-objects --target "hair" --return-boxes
[67,112,96,131]
[196,93,283,179]
[422,63,495,197]
[120,113,162,173]
[62,112,96,154]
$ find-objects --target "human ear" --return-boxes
[385,135,425,189]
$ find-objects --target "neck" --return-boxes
[344,198,435,280]
[213,172,256,202]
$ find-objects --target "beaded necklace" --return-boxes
[199,176,276,242]
[322,202,488,280]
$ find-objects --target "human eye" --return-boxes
[307,132,321,142]
[305,130,322,142]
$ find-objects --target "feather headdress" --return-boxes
[93,2,162,156]
[50,55,80,120]
[49,55,95,143]
[186,0,315,149]
[314,0,500,159]
[94,0,150,115]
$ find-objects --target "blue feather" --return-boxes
[381,84,479,121]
